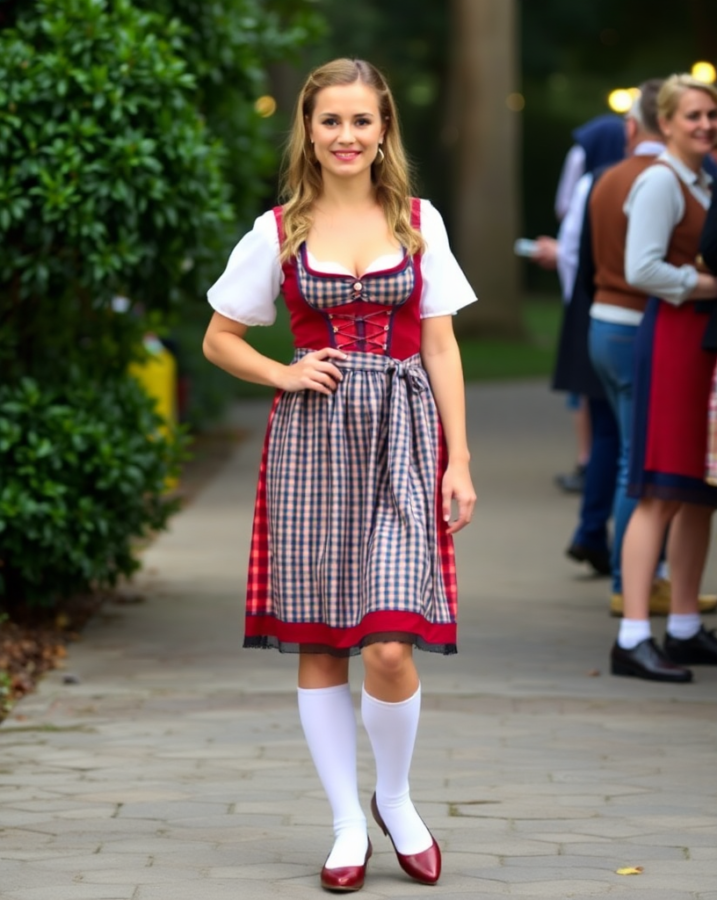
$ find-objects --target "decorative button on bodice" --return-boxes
[353,281,363,293]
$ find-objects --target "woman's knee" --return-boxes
[362,641,413,680]
[643,497,681,524]
[677,502,713,526]
[298,652,349,688]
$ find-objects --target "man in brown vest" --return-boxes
[585,80,717,670]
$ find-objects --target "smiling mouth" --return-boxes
[333,151,361,159]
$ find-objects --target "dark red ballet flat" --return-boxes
[320,839,372,892]
[370,793,441,885]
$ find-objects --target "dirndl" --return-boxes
[243,349,458,656]
[629,297,717,506]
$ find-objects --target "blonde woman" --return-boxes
[611,74,717,682]
[203,59,476,891]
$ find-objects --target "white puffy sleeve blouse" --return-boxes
[206,199,477,326]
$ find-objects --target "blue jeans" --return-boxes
[571,396,618,557]
[588,318,638,593]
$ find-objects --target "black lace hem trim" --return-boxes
[243,632,457,658]
[628,478,717,508]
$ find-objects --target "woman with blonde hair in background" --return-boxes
[610,74,717,682]
[203,58,476,890]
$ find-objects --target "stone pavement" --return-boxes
[1,381,716,900]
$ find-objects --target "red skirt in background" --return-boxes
[629,298,717,506]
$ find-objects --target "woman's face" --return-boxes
[661,88,717,162]
[308,82,386,181]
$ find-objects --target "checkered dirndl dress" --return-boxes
[243,199,458,656]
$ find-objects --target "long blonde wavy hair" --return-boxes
[279,58,424,262]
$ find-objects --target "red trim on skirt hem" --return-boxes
[244,610,457,656]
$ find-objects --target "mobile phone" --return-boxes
[513,238,538,258]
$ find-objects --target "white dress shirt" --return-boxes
[556,172,592,302]
[624,151,712,305]
[554,144,587,221]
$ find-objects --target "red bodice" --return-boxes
[274,199,424,360]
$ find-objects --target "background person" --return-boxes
[586,80,717,618]
[532,116,626,575]
[610,74,717,682]
[585,80,666,608]
[548,113,627,493]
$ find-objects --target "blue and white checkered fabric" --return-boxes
[265,350,453,629]
[297,246,415,310]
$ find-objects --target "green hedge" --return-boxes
[0,0,232,381]
[0,375,186,609]
[0,0,324,609]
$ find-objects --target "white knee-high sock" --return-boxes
[297,684,368,868]
[361,684,432,855]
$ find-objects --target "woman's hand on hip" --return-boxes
[277,347,348,394]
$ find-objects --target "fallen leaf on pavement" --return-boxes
[616,866,644,875]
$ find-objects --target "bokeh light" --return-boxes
[254,95,277,117]
[506,92,525,112]
[607,89,634,113]
[407,80,436,106]
[692,61,717,84]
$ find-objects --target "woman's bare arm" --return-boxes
[420,315,476,533]
[203,311,347,395]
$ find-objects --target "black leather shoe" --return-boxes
[555,465,585,494]
[566,543,611,576]
[610,638,693,682]
[664,626,717,665]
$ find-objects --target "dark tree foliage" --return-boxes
[520,0,717,244]
[136,0,325,229]
[0,0,22,30]
[522,0,717,80]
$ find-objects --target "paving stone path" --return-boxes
[2,382,716,900]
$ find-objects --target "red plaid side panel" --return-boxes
[435,423,458,620]
[245,392,282,616]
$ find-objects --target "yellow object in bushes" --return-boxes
[129,336,178,488]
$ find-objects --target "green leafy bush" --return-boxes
[140,0,326,225]
[0,375,187,609]
[0,0,324,608]
[135,0,326,428]
[0,0,232,381]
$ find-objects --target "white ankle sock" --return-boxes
[617,618,651,650]
[361,684,432,856]
[297,684,368,868]
[667,613,701,640]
